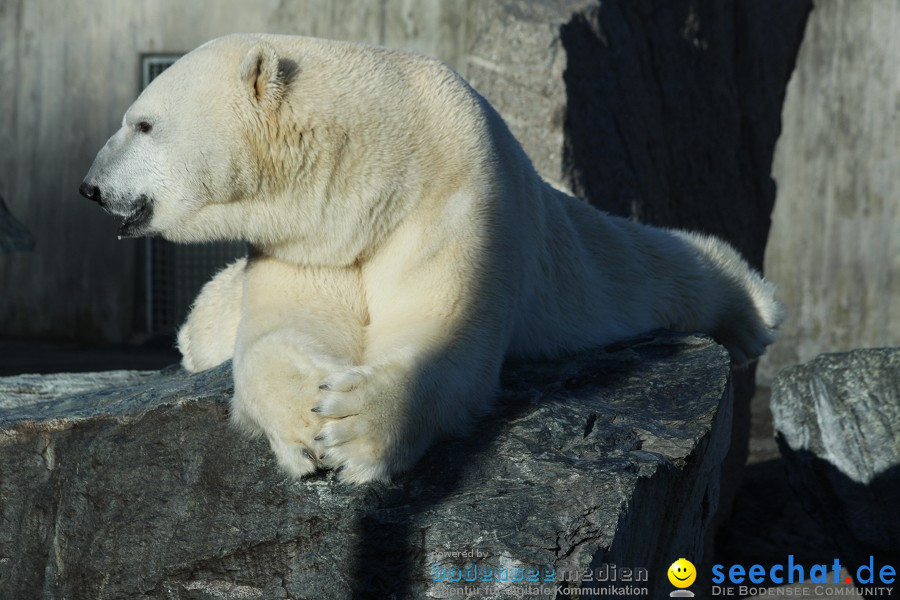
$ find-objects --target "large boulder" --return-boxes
[467,0,811,270]
[771,348,900,559]
[1,333,731,599]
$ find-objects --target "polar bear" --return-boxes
[80,34,784,483]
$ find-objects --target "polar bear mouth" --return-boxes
[118,196,153,238]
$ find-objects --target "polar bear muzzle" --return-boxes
[79,181,153,238]
[116,195,154,238]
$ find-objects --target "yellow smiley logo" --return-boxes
[668,558,697,588]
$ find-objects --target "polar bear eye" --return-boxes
[136,121,153,134]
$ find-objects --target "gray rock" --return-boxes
[0,370,153,411]
[771,348,900,555]
[0,195,34,253]
[466,0,592,193]
[468,0,811,270]
[0,333,731,599]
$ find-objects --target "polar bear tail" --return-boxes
[672,230,787,366]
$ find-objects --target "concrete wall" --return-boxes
[0,0,471,342]
[758,0,900,382]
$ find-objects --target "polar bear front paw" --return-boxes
[232,331,341,480]
[312,365,414,484]
[266,433,323,479]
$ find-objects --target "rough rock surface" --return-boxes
[771,348,900,558]
[1,333,731,599]
[467,0,811,270]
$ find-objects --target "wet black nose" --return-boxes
[79,182,101,203]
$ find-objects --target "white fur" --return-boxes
[83,34,785,484]
[176,258,245,372]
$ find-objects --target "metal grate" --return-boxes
[141,55,183,87]
[141,54,248,334]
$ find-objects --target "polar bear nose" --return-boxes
[79,182,102,203]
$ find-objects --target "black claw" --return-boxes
[334,465,345,474]
[311,406,322,413]
[314,434,325,441]
[319,384,331,391]
[318,454,326,460]
[301,449,315,462]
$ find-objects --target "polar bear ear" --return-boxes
[239,43,295,108]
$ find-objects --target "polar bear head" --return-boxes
[80,37,303,242]
[80,35,473,266]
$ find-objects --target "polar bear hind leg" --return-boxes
[506,190,786,368]
[670,229,786,365]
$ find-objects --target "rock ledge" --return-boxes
[0,333,731,599]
